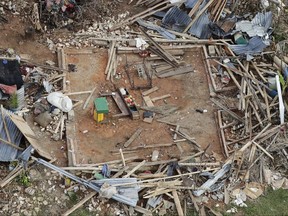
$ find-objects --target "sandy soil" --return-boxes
[65,47,222,165]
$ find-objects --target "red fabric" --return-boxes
[0,84,17,95]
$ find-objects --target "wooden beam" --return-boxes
[183,0,215,33]
[82,87,96,110]
[0,137,24,150]
[172,190,184,216]
[142,86,159,96]
[124,128,143,148]
[151,94,171,102]
[123,160,146,178]
[62,192,97,216]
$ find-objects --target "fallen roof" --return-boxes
[229,36,269,55]
[7,112,53,160]
[162,6,192,32]
[188,12,211,39]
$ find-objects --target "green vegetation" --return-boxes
[67,191,79,205]
[242,188,288,216]
[9,92,18,110]
[18,171,30,187]
[70,208,91,216]
[222,188,288,216]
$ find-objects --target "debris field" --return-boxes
[0,0,288,216]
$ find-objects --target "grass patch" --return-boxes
[67,191,79,206]
[242,188,288,216]
[69,208,91,216]
[223,188,288,216]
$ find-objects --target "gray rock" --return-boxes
[34,111,52,127]
[24,187,36,196]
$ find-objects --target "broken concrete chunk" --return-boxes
[34,111,52,127]
[68,110,75,121]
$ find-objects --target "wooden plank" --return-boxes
[142,86,159,96]
[143,96,154,107]
[139,27,180,67]
[0,166,22,188]
[0,137,24,150]
[111,0,171,31]
[210,98,244,123]
[151,94,171,102]
[106,46,116,81]
[111,143,175,153]
[179,162,220,166]
[65,91,92,96]
[9,113,53,160]
[104,41,116,75]
[172,190,184,216]
[252,141,274,160]
[134,205,152,216]
[62,192,97,216]
[82,87,96,110]
[124,128,143,148]
[123,160,146,178]
[112,166,130,178]
[173,125,180,140]
[111,91,130,117]
[183,0,215,33]
[157,65,194,78]
[188,0,203,16]
[119,148,126,167]
[239,123,272,152]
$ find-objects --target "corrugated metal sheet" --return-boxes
[235,11,273,37]
[199,0,210,11]
[9,113,53,160]
[251,11,272,32]
[184,0,198,8]
[0,107,23,162]
[92,178,140,201]
[229,36,268,55]
[137,19,176,40]
[16,85,25,110]
[36,158,139,207]
[162,6,192,32]
[188,12,211,38]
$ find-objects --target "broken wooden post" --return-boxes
[124,128,143,148]
[119,148,126,167]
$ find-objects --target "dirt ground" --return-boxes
[0,0,222,167]
[64,47,222,165]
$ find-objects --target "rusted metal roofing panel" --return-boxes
[188,12,211,38]
[161,6,192,32]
